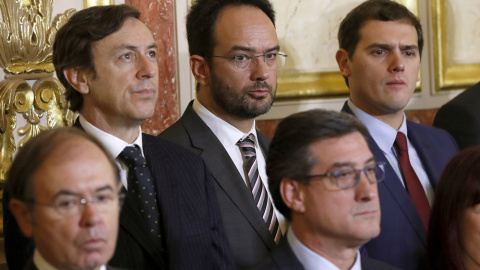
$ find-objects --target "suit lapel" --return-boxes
[341,102,426,245]
[179,103,277,249]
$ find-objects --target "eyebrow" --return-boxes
[114,43,158,52]
[53,185,114,199]
[327,157,376,170]
[365,43,419,52]
[229,45,280,54]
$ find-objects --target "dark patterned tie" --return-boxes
[118,146,161,239]
[394,132,430,228]
[237,133,281,244]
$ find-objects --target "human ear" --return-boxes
[280,179,305,214]
[190,55,210,86]
[63,68,90,94]
[10,199,34,237]
[336,49,351,77]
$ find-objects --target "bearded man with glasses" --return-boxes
[159,0,287,268]
[251,109,399,270]
[7,128,124,270]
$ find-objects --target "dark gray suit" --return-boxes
[249,240,400,270]
[159,100,277,269]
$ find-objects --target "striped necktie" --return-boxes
[237,133,281,244]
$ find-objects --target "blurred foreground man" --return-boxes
[335,0,458,268]
[7,128,123,270]
[252,110,398,270]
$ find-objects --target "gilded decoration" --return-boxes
[0,0,76,185]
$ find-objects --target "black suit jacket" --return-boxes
[342,102,458,269]
[249,240,400,270]
[433,81,480,149]
[158,100,277,269]
[4,120,234,270]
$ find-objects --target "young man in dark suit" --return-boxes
[3,5,233,270]
[252,109,398,270]
[433,81,480,150]
[159,0,287,268]
[335,1,459,269]
[7,128,124,270]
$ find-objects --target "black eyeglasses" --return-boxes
[213,52,288,71]
[305,162,386,190]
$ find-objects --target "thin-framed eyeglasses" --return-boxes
[22,192,126,217]
[305,162,386,190]
[212,52,288,71]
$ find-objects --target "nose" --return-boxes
[79,202,102,227]
[137,54,158,80]
[354,172,378,202]
[389,50,405,73]
[250,55,271,81]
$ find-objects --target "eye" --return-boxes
[94,193,115,204]
[265,53,277,60]
[372,49,385,56]
[147,50,157,58]
[234,54,250,62]
[56,199,78,209]
[120,52,134,60]
[336,168,355,179]
[404,50,416,57]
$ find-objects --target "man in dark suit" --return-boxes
[251,109,398,270]
[7,128,124,270]
[3,4,233,270]
[334,1,459,269]
[433,81,480,149]
[158,0,287,268]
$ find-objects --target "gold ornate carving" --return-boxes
[0,0,77,185]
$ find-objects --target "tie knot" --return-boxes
[118,146,146,167]
[395,132,408,152]
[237,133,256,147]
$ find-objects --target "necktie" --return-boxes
[118,146,161,240]
[237,133,281,244]
[394,132,430,228]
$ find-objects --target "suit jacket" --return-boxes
[249,240,400,270]
[342,102,459,270]
[158,100,277,269]
[433,81,480,149]
[4,119,234,270]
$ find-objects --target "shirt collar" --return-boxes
[287,229,362,270]
[193,99,258,146]
[347,99,408,153]
[34,249,107,270]
[79,115,144,158]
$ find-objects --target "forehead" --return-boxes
[93,17,155,51]
[309,132,372,171]
[33,139,116,199]
[213,5,277,52]
[358,19,418,47]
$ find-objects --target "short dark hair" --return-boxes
[427,146,480,270]
[52,4,140,111]
[186,0,275,61]
[6,128,120,205]
[338,0,423,86]
[267,109,369,220]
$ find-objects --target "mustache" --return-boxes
[243,81,273,92]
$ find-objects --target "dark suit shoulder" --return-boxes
[361,256,401,270]
[248,241,304,270]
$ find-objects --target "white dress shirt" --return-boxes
[193,99,286,233]
[288,229,362,270]
[33,249,107,270]
[79,115,144,190]
[347,100,434,205]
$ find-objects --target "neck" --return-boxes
[291,223,360,270]
[372,112,405,130]
[464,253,480,270]
[80,110,141,143]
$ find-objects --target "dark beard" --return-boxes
[209,72,276,119]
